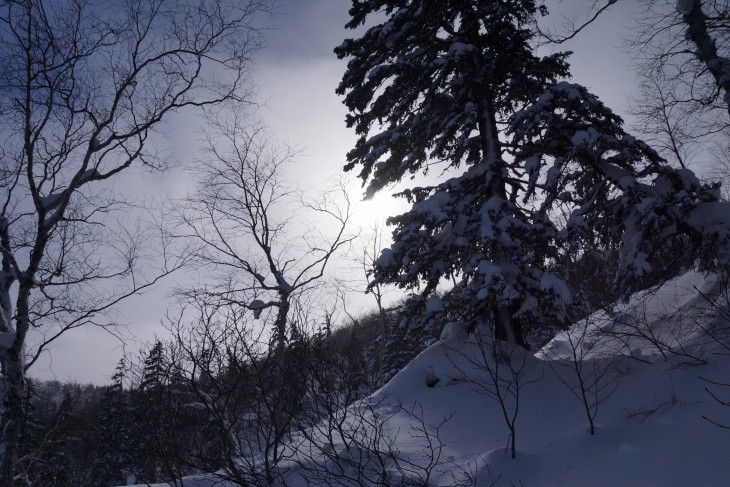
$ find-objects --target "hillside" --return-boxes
[135,270,730,486]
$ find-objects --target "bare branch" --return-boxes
[537,0,618,45]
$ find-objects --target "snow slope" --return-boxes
[133,270,730,486]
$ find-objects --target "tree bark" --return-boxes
[681,0,730,114]
[274,297,290,357]
[0,282,33,485]
[477,93,524,346]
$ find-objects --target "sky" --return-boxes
[30,0,644,385]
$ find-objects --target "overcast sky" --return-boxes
[31,0,643,385]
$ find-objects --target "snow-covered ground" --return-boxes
[135,270,730,486]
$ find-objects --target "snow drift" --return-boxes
[131,270,730,486]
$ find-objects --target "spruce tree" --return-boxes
[95,359,133,486]
[336,0,720,345]
[133,341,169,483]
[140,341,166,393]
[15,382,44,486]
[38,390,78,486]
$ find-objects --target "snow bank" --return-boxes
[538,270,724,362]
[127,270,730,487]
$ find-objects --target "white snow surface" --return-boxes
[128,270,730,486]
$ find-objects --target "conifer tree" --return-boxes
[95,359,133,486]
[133,341,170,483]
[140,341,166,393]
[336,0,721,345]
[36,390,78,486]
[15,382,44,486]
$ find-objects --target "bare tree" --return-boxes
[161,290,479,486]
[0,0,273,482]
[630,70,699,168]
[294,397,474,487]
[709,137,730,200]
[541,1,730,171]
[598,282,723,366]
[346,222,392,389]
[628,0,730,168]
[675,0,730,114]
[163,295,303,486]
[447,328,543,460]
[175,109,355,356]
[539,312,621,436]
[694,272,730,428]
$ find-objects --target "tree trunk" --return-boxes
[274,297,290,356]
[0,284,30,486]
[477,94,504,173]
[1,272,38,485]
[0,348,25,486]
[477,93,527,347]
[681,0,730,114]
[378,304,386,388]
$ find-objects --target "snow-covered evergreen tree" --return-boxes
[508,82,723,293]
[336,0,722,346]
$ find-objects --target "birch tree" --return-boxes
[0,0,271,482]
[176,110,355,356]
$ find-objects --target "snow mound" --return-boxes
[439,321,468,341]
[538,270,725,362]
[129,270,730,486]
